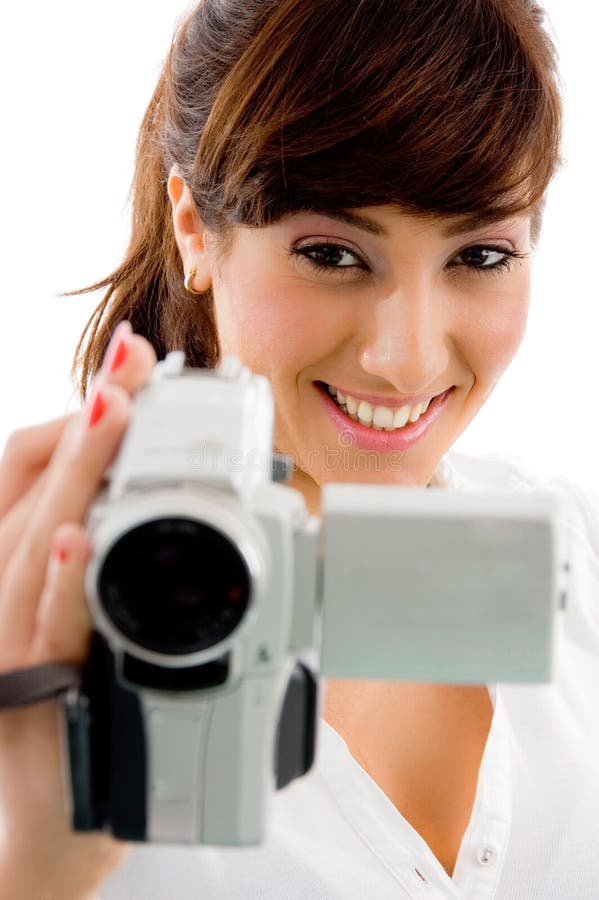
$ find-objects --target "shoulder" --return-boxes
[443,447,599,543]
[443,448,599,626]
[440,448,550,493]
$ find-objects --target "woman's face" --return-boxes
[174,191,531,515]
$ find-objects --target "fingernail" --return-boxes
[53,543,69,563]
[51,529,71,563]
[87,384,107,428]
[108,336,129,373]
[102,321,132,374]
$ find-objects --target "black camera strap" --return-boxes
[0,663,81,709]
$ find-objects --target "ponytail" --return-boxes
[71,69,219,400]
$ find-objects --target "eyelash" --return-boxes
[291,242,528,278]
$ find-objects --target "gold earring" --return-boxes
[184,267,204,296]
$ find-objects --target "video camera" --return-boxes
[61,353,566,846]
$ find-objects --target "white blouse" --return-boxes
[100,450,599,899]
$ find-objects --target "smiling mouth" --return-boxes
[315,381,450,431]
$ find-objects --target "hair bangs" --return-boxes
[196,0,561,232]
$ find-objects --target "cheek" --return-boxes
[213,266,342,374]
[464,285,530,392]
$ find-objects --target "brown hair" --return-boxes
[73,0,562,399]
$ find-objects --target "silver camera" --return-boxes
[61,353,566,847]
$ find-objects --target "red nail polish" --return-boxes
[109,337,128,373]
[54,544,69,563]
[88,387,107,427]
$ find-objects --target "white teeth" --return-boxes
[326,384,434,431]
[393,405,411,428]
[409,403,424,423]
[357,400,373,425]
[373,406,394,429]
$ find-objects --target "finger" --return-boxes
[0,323,156,523]
[0,336,148,574]
[28,523,93,666]
[0,415,76,518]
[0,469,51,575]
[0,379,131,654]
[98,321,158,395]
[0,322,156,548]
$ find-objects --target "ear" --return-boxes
[167,166,213,294]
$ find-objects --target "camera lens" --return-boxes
[98,517,251,655]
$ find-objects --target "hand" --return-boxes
[0,322,157,900]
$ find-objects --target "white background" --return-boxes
[0,2,597,488]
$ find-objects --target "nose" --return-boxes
[357,280,451,394]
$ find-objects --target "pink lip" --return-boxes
[324,384,440,410]
[315,382,453,452]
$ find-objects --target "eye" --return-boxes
[291,242,365,272]
[450,244,527,276]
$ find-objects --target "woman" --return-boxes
[2,1,597,897]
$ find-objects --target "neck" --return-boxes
[285,466,322,517]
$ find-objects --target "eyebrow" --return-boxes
[316,209,388,236]
[440,213,526,237]
[313,208,526,239]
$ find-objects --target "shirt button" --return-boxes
[478,845,497,866]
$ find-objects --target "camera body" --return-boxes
[63,353,321,845]
[61,353,566,846]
